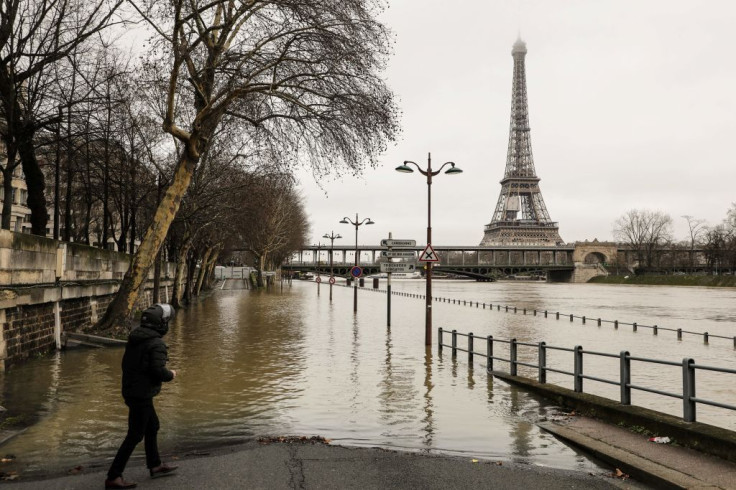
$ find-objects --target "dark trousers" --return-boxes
[107,398,162,480]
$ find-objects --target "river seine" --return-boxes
[0,279,733,476]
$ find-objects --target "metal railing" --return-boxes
[438,328,736,423]
[335,281,735,346]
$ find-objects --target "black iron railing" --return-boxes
[438,328,736,423]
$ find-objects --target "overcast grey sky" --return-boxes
[296,0,736,249]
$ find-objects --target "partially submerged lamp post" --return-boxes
[340,214,374,312]
[323,231,342,301]
[396,153,462,346]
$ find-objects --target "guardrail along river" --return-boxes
[0,279,733,476]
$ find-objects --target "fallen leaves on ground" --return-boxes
[258,436,331,445]
[0,471,18,481]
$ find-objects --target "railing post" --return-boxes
[505,306,508,312]
[438,328,443,354]
[682,358,696,422]
[514,307,517,313]
[538,341,546,384]
[556,312,560,320]
[468,333,474,365]
[570,314,573,322]
[523,308,526,315]
[653,325,658,335]
[544,310,548,318]
[633,322,637,332]
[574,345,583,393]
[704,332,709,344]
[487,335,494,373]
[533,309,537,316]
[510,338,518,376]
[620,351,631,405]
[582,315,586,324]
[614,320,619,329]
[597,318,601,326]
[451,329,457,358]
[677,328,682,340]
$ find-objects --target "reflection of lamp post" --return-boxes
[340,214,374,313]
[323,231,342,301]
[396,153,462,346]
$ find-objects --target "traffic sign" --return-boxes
[380,262,416,273]
[418,244,440,263]
[350,266,363,278]
[328,276,336,285]
[315,276,322,283]
[380,250,416,258]
[381,239,416,247]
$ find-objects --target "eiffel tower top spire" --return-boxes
[479,38,563,246]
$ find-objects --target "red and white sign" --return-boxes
[418,244,440,263]
[315,276,322,283]
[328,276,336,285]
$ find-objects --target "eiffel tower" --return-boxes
[480,38,563,246]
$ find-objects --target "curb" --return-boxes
[538,422,719,490]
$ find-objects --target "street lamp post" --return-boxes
[323,231,342,301]
[396,153,462,346]
[340,214,374,313]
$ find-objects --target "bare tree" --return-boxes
[237,173,309,287]
[97,0,399,331]
[681,215,706,268]
[613,209,673,271]
[0,0,124,234]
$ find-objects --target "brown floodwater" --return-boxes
[0,279,733,477]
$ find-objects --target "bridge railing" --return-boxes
[438,328,736,423]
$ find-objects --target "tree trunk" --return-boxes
[172,241,190,309]
[17,133,48,236]
[95,151,198,332]
[1,162,15,229]
[204,249,220,289]
[153,248,162,303]
[194,246,213,296]
[184,254,196,305]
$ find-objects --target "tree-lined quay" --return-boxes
[1,0,399,333]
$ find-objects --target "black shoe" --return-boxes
[104,476,137,489]
[150,463,178,478]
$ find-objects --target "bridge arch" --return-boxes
[572,241,618,265]
[583,252,607,264]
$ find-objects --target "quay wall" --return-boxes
[0,230,182,370]
[494,372,736,463]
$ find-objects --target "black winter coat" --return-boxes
[121,326,174,400]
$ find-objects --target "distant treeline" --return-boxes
[589,274,736,288]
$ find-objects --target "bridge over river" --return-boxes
[283,242,623,282]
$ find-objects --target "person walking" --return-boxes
[105,304,179,489]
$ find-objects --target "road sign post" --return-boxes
[315,275,321,295]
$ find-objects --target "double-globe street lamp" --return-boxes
[396,153,462,346]
[323,231,342,301]
[340,214,374,312]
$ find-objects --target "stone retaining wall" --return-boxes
[0,230,184,370]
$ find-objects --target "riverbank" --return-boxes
[589,274,736,287]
